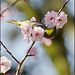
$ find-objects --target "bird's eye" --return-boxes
[18,24,21,26]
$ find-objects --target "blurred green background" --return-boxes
[1,0,74,75]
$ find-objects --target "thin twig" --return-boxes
[21,41,35,64]
[16,41,35,75]
[58,0,70,14]
[0,0,20,16]
[0,41,20,64]
[27,54,35,57]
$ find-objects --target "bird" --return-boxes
[7,20,57,39]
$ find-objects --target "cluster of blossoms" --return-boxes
[0,0,69,74]
[21,20,52,46]
[44,11,67,29]
[21,11,67,46]
[0,56,11,73]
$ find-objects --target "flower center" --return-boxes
[27,29,29,32]
[58,19,62,21]
[0,63,4,65]
[36,33,39,36]
[50,17,54,20]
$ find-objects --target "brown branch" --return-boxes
[21,41,35,64]
[0,41,20,64]
[27,54,35,57]
[58,0,70,14]
[0,0,20,16]
[16,41,35,75]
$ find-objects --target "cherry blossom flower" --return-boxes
[44,11,58,27]
[30,17,36,22]
[42,38,52,46]
[32,27,44,41]
[55,11,67,29]
[0,56,11,73]
[21,23,33,43]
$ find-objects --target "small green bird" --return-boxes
[7,20,57,39]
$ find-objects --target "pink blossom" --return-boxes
[29,47,37,62]
[32,27,44,41]
[55,11,67,29]
[42,38,52,46]
[44,11,58,27]
[21,23,33,43]
[0,56,11,73]
[30,47,37,59]
[30,17,40,22]
[30,47,37,55]
[30,17,36,22]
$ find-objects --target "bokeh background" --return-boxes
[1,0,74,75]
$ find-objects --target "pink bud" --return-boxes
[30,17,36,22]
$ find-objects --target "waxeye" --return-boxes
[44,27,57,39]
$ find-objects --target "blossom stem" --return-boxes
[0,0,20,16]
[0,41,20,64]
[58,0,70,14]
[16,41,35,75]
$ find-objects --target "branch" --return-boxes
[16,41,35,75]
[0,41,20,64]
[21,41,35,64]
[0,0,20,16]
[58,0,70,14]
[27,54,35,57]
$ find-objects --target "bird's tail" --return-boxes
[7,20,18,25]
[7,19,23,28]
[7,20,18,26]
